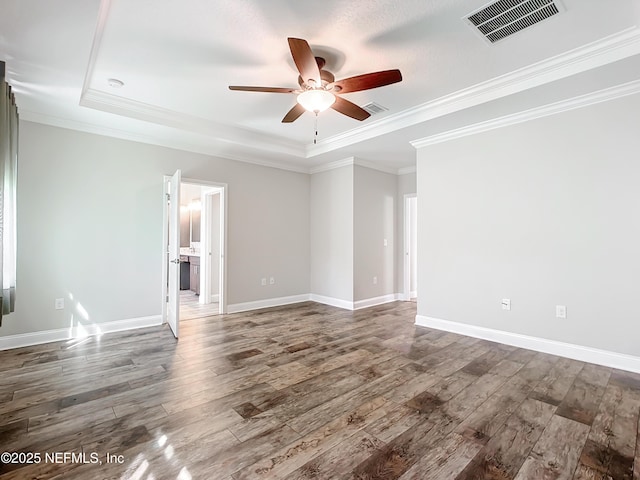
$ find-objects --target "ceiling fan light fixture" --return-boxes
[297,89,335,113]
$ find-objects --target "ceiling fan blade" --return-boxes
[282,103,306,123]
[332,69,402,94]
[331,96,370,121]
[288,38,321,87]
[229,86,296,93]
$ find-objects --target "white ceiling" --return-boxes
[2,0,640,173]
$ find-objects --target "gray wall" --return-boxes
[416,92,640,357]
[5,121,310,336]
[310,164,401,304]
[354,165,397,301]
[7,121,415,338]
[310,165,354,302]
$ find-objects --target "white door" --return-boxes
[167,170,181,338]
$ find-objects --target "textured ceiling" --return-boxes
[2,0,640,172]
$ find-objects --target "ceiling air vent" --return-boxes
[362,102,388,116]
[465,0,564,44]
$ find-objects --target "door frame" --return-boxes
[200,186,224,309]
[403,193,417,301]
[162,177,228,320]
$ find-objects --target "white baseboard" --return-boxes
[415,315,640,374]
[227,293,402,313]
[354,294,401,310]
[311,293,401,311]
[199,294,220,305]
[0,315,163,351]
[227,294,310,314]
[309,294,355,310]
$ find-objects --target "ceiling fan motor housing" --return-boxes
[298,58,336,90]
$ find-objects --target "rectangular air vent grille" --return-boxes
[362,102,388,115]
[466,0,562,44]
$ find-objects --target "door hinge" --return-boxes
[166,193,170,201]
[166,295,169,303]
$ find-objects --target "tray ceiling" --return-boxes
[2,0,640,172]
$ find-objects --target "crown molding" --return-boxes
[80,0,112,100]
[410,78,640,149]
[307,27,640,157]
[309,157,355,174]
[21,111,413,176]
[353,158,399,176]
[19,110,310,174]
[397,166,416,175]
[80,88,306,158]
[309,156,403,175]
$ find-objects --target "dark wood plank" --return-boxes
[455,398,556,480]
[234,396,392,479]
[635,409,640,480]
[574,379,640,480]
[556,364,611,426]
[284,431,385,480]
[455,376,530,444]
[515,415,589,480]
[0,418,28,443]
[364,403,423,443]
[350,414,446,480]
[285,369,416,437]
[461,347,511,377]
[399,432,483,479]
[528,357,584,406]
[578,439,634,480]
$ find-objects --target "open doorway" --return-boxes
[178,180,226,320]
[163,175,227,332]
[404,194,417,301]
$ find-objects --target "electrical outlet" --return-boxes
[501,299,511,311]
[269,277,275,285]
[261,278,267,286]
[373,276,378,285]
[556,305,567,318]
[55,298,64,310]
[383,239,388,247]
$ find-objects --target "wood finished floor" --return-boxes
[1,301,639,479]
[180,290,220,320]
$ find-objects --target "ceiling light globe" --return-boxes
[297,89,336,113]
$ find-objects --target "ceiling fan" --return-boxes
[229,37,402,123]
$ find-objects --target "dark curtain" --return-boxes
[0,61,18,324]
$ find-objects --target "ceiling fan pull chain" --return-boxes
[314,112,319,144]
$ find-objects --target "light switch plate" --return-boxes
[501,299,511,311]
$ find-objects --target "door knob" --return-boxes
[171,258,181,264]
